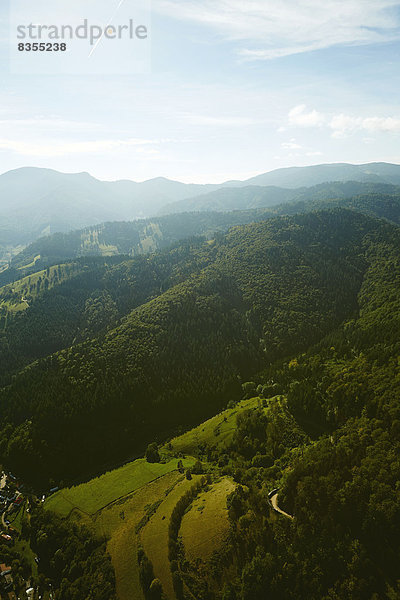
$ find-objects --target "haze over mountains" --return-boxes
[1,162,400,255]
[0,167,217,243]
[158,181,400,214]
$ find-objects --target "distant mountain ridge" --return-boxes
[3,181,400,287]
[228,161,400,188]
[1,162,400,254]
[158,181,400,214]
[0,167,219,242]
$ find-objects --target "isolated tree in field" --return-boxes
[192,459,203,474]
[145,442,160,463]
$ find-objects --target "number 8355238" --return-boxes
[18,42,67,52]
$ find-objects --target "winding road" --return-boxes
[1,508,9,530]
[269,491,293,520]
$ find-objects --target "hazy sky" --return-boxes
[1,0,400,182]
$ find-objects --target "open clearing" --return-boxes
[45,457,195,517]
[47,462,194,600]
[17,254,41,270]
[142,475,202,600]
[166,396,271,455]
[180,477,235,562]
[0,262,82,317]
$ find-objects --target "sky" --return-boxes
[0,0,400,183]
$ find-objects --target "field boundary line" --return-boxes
[52,466,186,520]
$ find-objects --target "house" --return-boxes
[0,563,14,594]
[0,563,12,577]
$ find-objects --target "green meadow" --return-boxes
[166,396,271,455]
[45,457,195,517]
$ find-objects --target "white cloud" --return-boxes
[154,0,400,59]
[287,106,400,137]
[362,116,400,133]
[288,105,326,127]
[331,115,400,137]
[279,138,322,158]
[330,114,360,137]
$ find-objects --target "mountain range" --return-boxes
[2,162,400,256]
[2,181,398,285]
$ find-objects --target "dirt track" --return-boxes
[270,491,293,520]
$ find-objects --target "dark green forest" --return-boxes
[0,209,385,485]
[208,228,400,600]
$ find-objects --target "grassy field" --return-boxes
[0,262,82,318]
[14,538,38,578]
[45,457,195,517]
[8,500,27,532]
[17,254,41,270]
[165,396,269,455]
[80,230,119,256]
[45,457,195,600]
[142,475,202,600]
[89,470,185,600]
[180,477,235,563]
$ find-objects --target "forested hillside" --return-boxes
[6,211,269,275]
[159,181,400,214]
[210,225,400,600]
[2,204,400,600]
[0,240,217,384]
[0,209,396,487]
[2,163,399,252]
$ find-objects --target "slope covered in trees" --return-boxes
[3,204,400,600]
[159,181,400,214]
[0,209,396,488]
[212,226,400,600]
